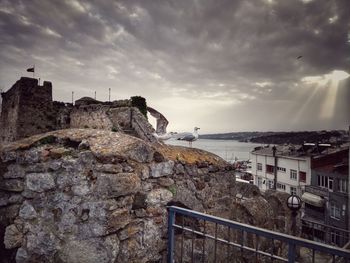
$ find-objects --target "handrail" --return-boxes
[167,206,350,263]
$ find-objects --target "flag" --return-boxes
[27,67,34,72]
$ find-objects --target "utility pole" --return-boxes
[72,91,74,105]
[108,88,111,102]
[273,146,277,190]
[94,91,96,100]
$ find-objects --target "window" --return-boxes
[276,183,286,191]
[290,187,297,195]
[339,179,347,193]
[318,175,328,188]
[277,167,286,172]
[317,175,334,191]
[330,203,341,220]
[331,231,340,245]
[290,169,297,180]
[329,178,333,192]
[268,180,274,189]
[266,165,274,174]
[257,163,262,171]
[299,171,306,183]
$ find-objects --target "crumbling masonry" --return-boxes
[0,77,159,144]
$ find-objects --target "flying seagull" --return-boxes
[174,127,200,147]
[297,55,303,59]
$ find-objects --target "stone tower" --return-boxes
[0,77,54,143]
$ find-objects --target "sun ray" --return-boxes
[299,70,349,121]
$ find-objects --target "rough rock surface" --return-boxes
[0,129,291,262]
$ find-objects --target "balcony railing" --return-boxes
[167,206,350,263]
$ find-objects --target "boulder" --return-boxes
[26,173,55,192]
[150,161,174,178]
[4,224,23,249]
[95,172,141,198]
[57,239,111,263]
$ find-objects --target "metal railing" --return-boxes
[301,218,350,248]
[167,206,350,263]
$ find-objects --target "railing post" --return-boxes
[168,207,175,263]
[288,243,296,263]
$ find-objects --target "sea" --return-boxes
[165,138,263,163]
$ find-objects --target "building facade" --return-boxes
[251,146,311,196]
[301,148,349,247]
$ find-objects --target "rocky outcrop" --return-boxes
[0,129,292,262]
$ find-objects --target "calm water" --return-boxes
[165,138,263,162]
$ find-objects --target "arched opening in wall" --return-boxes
[147,107,169,134]
[147,112,157,131]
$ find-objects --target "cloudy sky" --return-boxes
[0,0,349,133]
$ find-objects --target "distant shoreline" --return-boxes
[199,130,347,145]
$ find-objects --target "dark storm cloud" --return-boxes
[0,0,349,132]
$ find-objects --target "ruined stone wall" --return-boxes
[53,101,73,130]
[0,83,21,143]
[0,78,56,144]
[70,105,114,130]
[0,78,160,145]
[131,107,157,143]
[0,129,292,263]
[70,104,156,142]
[108,107,132,130]
[16,81,55,140]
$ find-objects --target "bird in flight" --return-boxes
[297,55,303,59]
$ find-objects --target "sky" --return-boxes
[0,0,349,133]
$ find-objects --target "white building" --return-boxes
[251,146,311,196]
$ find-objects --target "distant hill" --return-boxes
[199,130,347,145]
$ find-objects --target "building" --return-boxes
[301,148,349,246]
[251,145,311,196]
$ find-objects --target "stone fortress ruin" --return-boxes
[0,77,168,144]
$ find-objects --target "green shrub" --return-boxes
[168,185,177,196]
[37,135,56,145]
[111,127,118,132]
[131,96,147,119]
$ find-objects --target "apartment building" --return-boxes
[301,148,349,246]
[251,145,311,196]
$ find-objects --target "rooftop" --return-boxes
[251,144,349,160]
